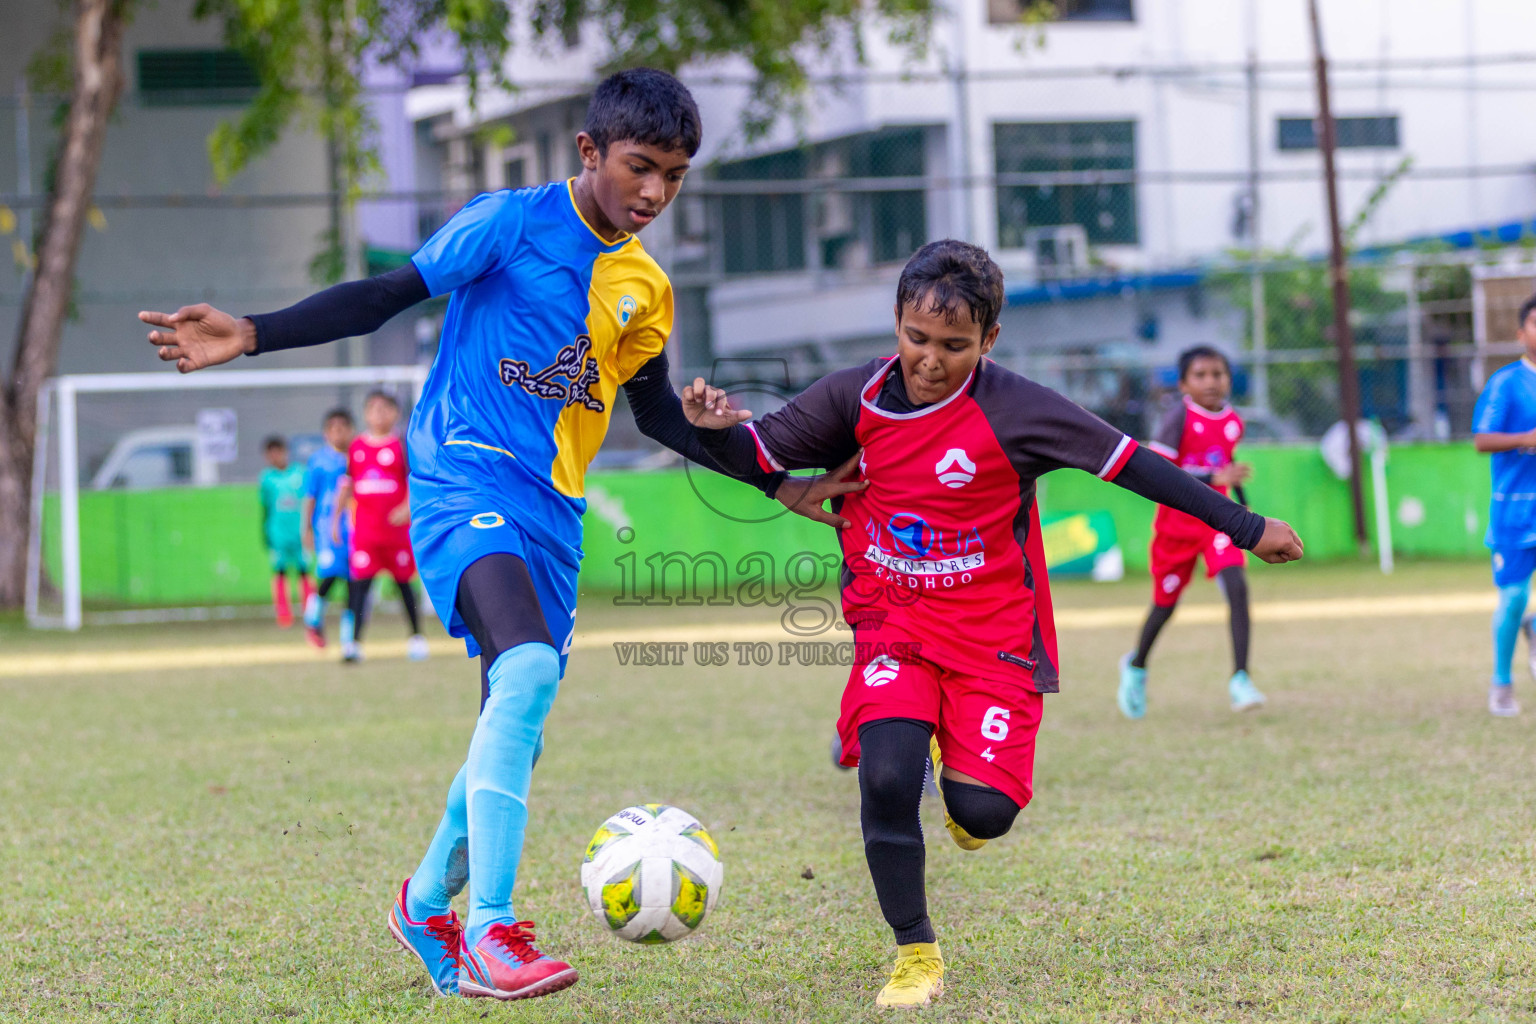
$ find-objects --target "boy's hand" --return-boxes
[140,303,255,373]
[682,377,753,430]
[301,523,314,553]
[1252,518,1304,564]
[775,451,869,529]
[388,502,410,527]
[1213,462,1253,487]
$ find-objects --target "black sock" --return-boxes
[399,581,421,635]
[318,576,340,601]
[1218,566,1250,674]
[858,718,935,946]
[943,780,1022,840]
[348,576,374,641]
[1131,602,1176,669]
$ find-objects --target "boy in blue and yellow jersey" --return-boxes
[1473,293,1536,717]
[140,69,860,1002]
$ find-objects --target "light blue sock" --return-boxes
[340,609,356,646]
[405,762,468,921]
[463,643,561,946]
[1492,581,1529,686]
[304,592,324,629]
[401,730,547,922]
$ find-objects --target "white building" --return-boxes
[412,0,1536,390]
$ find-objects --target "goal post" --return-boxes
[27,364,428,630]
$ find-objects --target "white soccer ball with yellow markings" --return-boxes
[580,803,723,944]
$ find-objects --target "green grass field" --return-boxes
[5,560,1536,1022]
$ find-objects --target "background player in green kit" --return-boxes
[259,436,314,629]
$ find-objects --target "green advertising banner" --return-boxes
[41,442,1494,610]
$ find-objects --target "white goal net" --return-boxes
[26,364,427,629]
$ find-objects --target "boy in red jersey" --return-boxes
[684,240,1303,1009]
[335,391,427,662]
[1118,346,1263,719]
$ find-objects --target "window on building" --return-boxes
[714,128,931,276]
[846,128,926,267]
[137,49,260,106]
[718,150,808,275]
[994,120,1138,247]
[504,158,527,189]
[1277,115,1399,151]
[988,0,1133,24]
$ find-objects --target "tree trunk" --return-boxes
[0,0,126,609]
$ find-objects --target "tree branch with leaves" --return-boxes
[1,0,949,609]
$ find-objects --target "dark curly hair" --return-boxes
[584,68,702,157]
[895,239,1006,335]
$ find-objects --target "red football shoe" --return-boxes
[458,921,578,1001]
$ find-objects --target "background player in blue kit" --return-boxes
[1473,293,1536,717]
[302,408,355,650]
[139,68,858,1001]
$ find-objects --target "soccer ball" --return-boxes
[580,803,723,944]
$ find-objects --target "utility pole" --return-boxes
[1308,0,1369,551]
[1245,39,1269,416]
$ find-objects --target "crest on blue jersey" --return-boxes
[617,295,638,326]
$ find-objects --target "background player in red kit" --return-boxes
[683,240,1304,1009]
[1119,346,1262,720]
[335,391,428,663]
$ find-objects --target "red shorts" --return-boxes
[836,631,1044,808]
[1149,526,1246,607]
[350,538,416,582]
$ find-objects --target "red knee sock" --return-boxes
[273,574,293,627]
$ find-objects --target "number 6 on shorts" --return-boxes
[981,706,1011,741]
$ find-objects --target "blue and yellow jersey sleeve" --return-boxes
[412,191,527,298]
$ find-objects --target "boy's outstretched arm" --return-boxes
[623,354,864,527]
[1115,446,1302,563]
[682,371,869,529]
[142,265,429,373]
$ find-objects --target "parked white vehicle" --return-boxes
[90,427,220,490]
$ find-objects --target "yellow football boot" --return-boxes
[875,942,945,1009]
[929,735,987,851]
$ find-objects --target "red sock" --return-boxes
[299,574,316,607]
[273,574,293,627]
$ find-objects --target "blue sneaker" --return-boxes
[1228,670,1266,712]
[387,879,463,996]
[1118,653,1147,719]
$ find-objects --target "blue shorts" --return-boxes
[1492,545,1536,587]
[313,540,350,580]
[410,489,578,669]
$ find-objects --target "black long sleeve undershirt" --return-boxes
[621,352,779,494]
[1115,446,1266,549]
[245,264,429,354]
[698,426,1266,549]
[244,268,778,495]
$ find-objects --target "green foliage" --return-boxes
[1216,256,1395,436]
[543,0,936,138]
[1214,160,1413,435]
[188,0,939,281]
